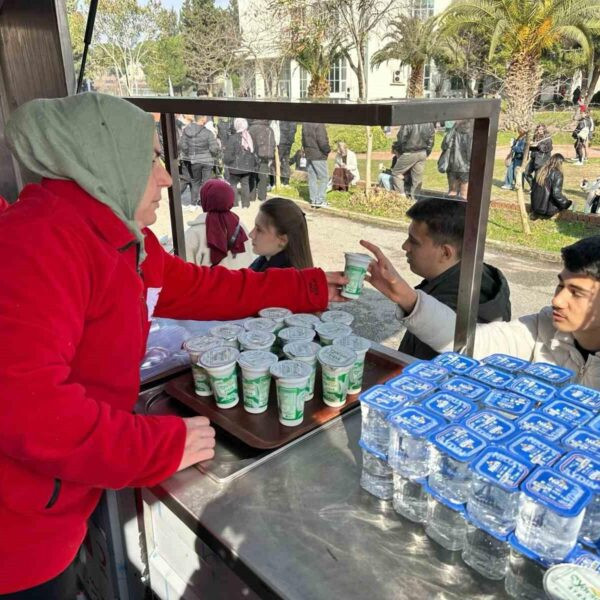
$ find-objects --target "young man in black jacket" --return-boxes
[396,197,512,359]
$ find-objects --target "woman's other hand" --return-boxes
[177,416,216,471]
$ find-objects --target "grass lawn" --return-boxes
[273,155,600,254]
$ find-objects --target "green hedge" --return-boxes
[290,124,391,154]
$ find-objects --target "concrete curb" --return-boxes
[291,198,564,265]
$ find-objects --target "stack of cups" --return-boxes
[315,322,352,346]
[269,360,312,427]
[464,447,531,580]
[282,341,321,400]
[317,345,356,408]
[332,335,370,395]
[183,335,222,396]
[209,323,244,350]
[199,346,241,409]
[341,252,372,300]
[237,350,278,414]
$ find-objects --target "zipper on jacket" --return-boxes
[45,478,61,509]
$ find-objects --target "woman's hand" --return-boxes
[325,271,349,302]
[359,240,417,312]
[177,416,216,471]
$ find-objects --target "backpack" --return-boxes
[253,125,275,160]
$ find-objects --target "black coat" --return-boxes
[302,122,331,161]
[279,121,297,147]
[249,120,276,160]
[249,251,292,271]
[530,170,572,217]
[179,122,220,165]
[217,118,234,146]
[223,132,257,175]
[398,262,512,360]
[529,138,553,171]
[394,123,435,156]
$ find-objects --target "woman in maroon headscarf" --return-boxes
[185,179,253,267]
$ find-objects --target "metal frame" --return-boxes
[126,96,500,356]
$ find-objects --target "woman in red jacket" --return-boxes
[0,93,347,598]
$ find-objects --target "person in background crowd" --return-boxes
[524,124,553,187]
[216,117,234,147]
[572,86,582,106]
[269,120,281,188]
[437,120,473,199]
[249,197,313,271]
[248,119,276,202]
[185,179,253,268]
[290,147,308,174]
[179,114,220,210]
[530,153,573,219]
[302,122,331,208]
[223,118,257,209]
[378,148,400,190]
[391,121,435,200]
[0,92,347,599]
[501,130,526,190]
[332,141,360,191]
[362,234,600,388]
[278,120,297,186]
[392,198,511,359]
[572,112,593,165]
[204,120,223,177]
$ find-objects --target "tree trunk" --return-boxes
[585,63,600,102]
[503,50,543,132]
[308,74,329,98]
[407,62,424,98]
[274,145,281,188]
[514,134,532,235]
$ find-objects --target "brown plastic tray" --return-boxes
[166,346,406,449]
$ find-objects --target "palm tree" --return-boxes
[371,15,441,98]
[442,0,599,131]
[293,35,343,97]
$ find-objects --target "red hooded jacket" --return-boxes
[0,179,328,593]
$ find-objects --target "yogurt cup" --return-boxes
[284,313,322,329]
[341,252,372,299]
[243,317,279,334]
[258,307,292,328]
[237,350,278,414]
[238,330,276,352]
[270,360,312,426]
[209,323,244,349]
[320,310,354,326]
[183,335,222,396]
[283,341,321,401]
[332,335,370,394]
[315,322,352,346]
[317,345,356,407]
[278,326,315,347]
[199,346,240,408]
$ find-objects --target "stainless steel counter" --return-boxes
[147,397,510,599]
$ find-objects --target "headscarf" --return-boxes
[200,179,248,265]
[234,118,254,153]
[4,92,155,263]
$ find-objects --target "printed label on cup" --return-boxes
[344,264,367,296]
[191,364,212,395]
[349,358,366,392]
[323,371,349,404]
[242,374,270,408]
[278,385,305,420]
[211,372,238,405]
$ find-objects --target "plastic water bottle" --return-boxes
[440,376,491,403]
[423,486,467,551]
[482,353,529,374]
[523,362,574,387]
[540,399,593,429]
[386,373,436,404]
[559,383,600,412]
[424,391,477,424]
[466,447,530,537]
[359,440,393,500]
[555,451,600,546]
[387,407,444,480]
[504,548,547,600]
[462,523,510,580]
[433,351,479,376]
[427,424,486,505]
[392,472,427,523]
[514,467,591,562]
[359,385,405,455]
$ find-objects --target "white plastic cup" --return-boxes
[320,310,354,326]
[258,307,292,329]
[341,252,372,299]
[209,323,244,349]
[283,341,321,401]
[238,330,276,352]
[270,360,312,426]
[332,335,370,394]
[243,317,278,334]
[183,336,222,396]
[317,345,356,407]
[237,350,278,414]
[278,326,316,346]
[284,313,322,329]
[315,322,352,346]
[199,346,240,409]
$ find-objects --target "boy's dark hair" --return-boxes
[406,197,466,255]
[561,236,600,280]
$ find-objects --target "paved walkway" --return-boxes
[152,198,558,351]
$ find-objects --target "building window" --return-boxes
[424,62,431,91]
[411,0,434,19]
[279,60,291,98]
[328,57,346,94]
[299,67,308,98]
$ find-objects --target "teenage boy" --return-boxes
[396,198,511,360]
[361,235,600,387]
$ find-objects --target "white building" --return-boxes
[238,0,454,101]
